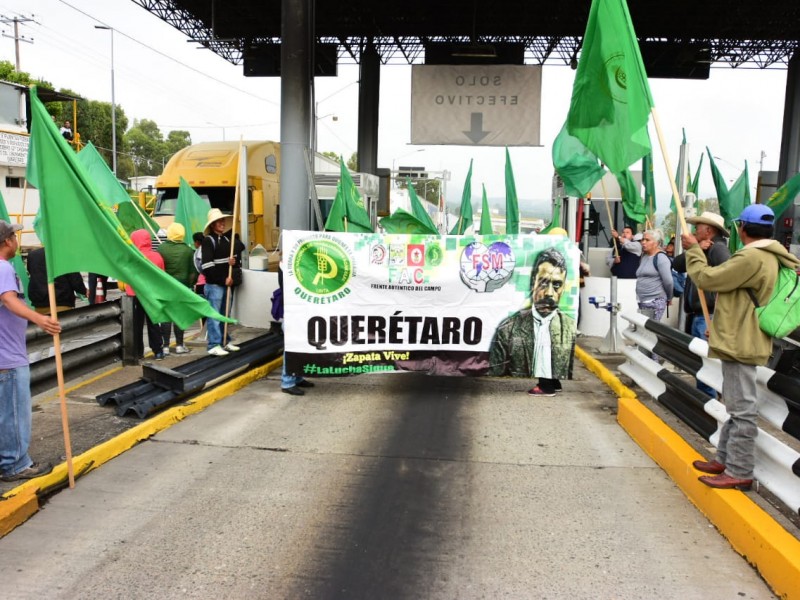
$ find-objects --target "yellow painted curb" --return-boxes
[575,344,800,600]
[0,488,37,537]
[575,344,636,399]
[618,396,800,600]
[0,357,283,537]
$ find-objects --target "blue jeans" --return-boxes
[281,358,306,389]
[205,284,234,350]
[0,366,33,477]
[691,314,717,398]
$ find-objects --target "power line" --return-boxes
[54,0,278,107]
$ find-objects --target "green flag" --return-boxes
[766,170,800,219]
[689,154,704,196]
[77,142,160,235]
[615,169,647,224]
[727,163,750,252]
[379,208,439,235]
[407,179,438,233]
[27,86,231,330]
[641,152,656,216]
[552,122,606,198]
[706,149,733,223]
[566,0,654,173]
[539,198,562,234]
[479,184,493,235]
[449,159,474,235]
[504,148,520,234]
[0,189,30,304]
[175,177,211,244]
[324,158,373,233]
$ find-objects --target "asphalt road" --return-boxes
[0,361,775,599]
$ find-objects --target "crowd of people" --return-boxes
[601,204,794,491]
[0,208,244,482]
[0,204,791,495]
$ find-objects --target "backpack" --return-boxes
[270,287,284,321]
[194,236,216,273]
[653,252,682,298]
[672,271,686,298]
[746,261,800,339]
[193,247,203,274]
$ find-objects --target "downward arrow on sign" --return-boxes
[463,112,490,144]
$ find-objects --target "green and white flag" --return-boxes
[566,0,654,173]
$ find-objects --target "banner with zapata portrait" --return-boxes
[282,230,580,378]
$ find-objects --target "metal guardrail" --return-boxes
[97,333,283,418]
[29,300,122,394]
[619,311,800,516]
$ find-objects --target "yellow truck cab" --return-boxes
[153,141,280,254]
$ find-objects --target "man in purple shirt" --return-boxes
[0,221,61,482]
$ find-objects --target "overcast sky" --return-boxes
[1,0,791,218]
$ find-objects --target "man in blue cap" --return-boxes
[681,204,800,490]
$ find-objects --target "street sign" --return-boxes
[410,65,542,147]
[398,166,427,179]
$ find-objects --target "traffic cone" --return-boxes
[95,279,105,303]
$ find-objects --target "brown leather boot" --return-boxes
[692,459,725,475]
[698,473,753,490]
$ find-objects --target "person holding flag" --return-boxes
[201,209,244,356]
[0,220,61,482]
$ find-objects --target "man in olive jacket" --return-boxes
[672,211,730,398]
[682,204,800,490]
[488,247,576,396]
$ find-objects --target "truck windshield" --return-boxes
[154,190,177,216]
[154,189,217,217]
[154,186,233,217]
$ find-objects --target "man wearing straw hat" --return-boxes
[0,220,61,481]
[201,208,244,356]
[672,211,730,398]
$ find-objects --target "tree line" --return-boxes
[1,61,191,181]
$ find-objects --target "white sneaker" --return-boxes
[162,347,170,356]
[208,345,229,357]
[224,343,240,352]
[174,345,191,354]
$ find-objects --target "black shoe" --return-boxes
[154,352,166,360]
[282,386,305,396]
[296,380,315,388]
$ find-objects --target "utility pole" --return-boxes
[0,15,34,71]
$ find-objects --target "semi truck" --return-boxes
[153,141,380,265]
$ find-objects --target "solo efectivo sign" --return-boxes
[410,65,542,147]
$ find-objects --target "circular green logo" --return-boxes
[292,239,352,295]
[426,243,443,266]
[604,52,628,104]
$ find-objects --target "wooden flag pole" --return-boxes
[600,177,620,258]
[223,137,244,343]
[19,180,29,232]
[130,200,160,241]
[651,107,712,324]
[47,283,75,488]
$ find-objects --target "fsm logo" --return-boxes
[292,238,353,297]
[459,241,516,292]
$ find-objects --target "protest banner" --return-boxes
[283,231,580,378]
